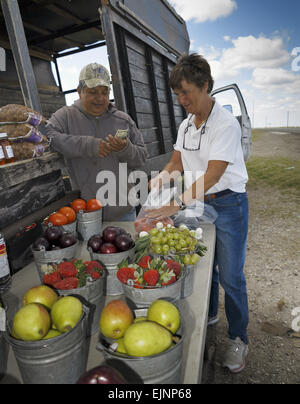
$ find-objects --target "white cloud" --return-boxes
[251,68,300,94]
[204,35,291,81]
[170,0,237,23]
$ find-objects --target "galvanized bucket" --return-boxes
[97,308,184,384]
[120,273,185,308]
[32,241,79,283]
[77,210,102,241]
[58,274,106,336]
[0,303,8,381]
[89,246,136,296]
[181,264,196,298]
[5,306,89,384]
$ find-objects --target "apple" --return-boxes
[77,365,127,384]
[99,300,133,339]
[147,300,181,334]
[22,285,58,310]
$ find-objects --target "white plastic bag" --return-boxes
[173,200,218,229]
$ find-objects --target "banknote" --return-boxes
[115,129,129,139]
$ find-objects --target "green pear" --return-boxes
[51,296,83,333]
[147,300,180,334]
[123,321,172,357]
[116,338,127,354]
[23,285,58,310]
[42,329,62,340]
[133,316,147,323]
[12,303,51,341]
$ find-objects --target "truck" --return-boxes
[0,0,251,273]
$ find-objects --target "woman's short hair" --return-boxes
[170,53,214,93]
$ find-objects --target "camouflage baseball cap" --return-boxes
[79,63,111,89]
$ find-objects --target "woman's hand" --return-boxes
[145,200,180,220]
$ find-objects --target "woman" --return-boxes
[146,53,249,373]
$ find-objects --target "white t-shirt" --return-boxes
[174,101,248,194]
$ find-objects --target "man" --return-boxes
[146,53,249,373]
[46,63,147,221]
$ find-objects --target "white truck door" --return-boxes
[211,83,252,161]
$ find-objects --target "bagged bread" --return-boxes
[0,104,47,126]
[1,123,43,143]
[11,136,50,161]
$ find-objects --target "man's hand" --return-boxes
[98,139,112,158]
[105,134,128,152]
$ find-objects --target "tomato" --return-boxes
[49,212,68,226]
[71,198,87,212]
[86,198,102,212]
[58,206,76,224]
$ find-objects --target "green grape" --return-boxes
[179,238,187,248]
[168,239,175,248]
[162,244,170,254]
[191,254,199,265]
[150,236,161,245]
[161,236,168,244]
[183,254,192,265]
[154,245,162,254]
[149,228,159,236]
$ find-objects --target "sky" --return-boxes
[55,0,300,128]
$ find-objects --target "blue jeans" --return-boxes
[119,207,137,222]
[206,191,249,344]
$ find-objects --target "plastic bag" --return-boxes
[134,208,174,233]
[173,200,218,229]
[143,186,177,209]
[0,104,47,126]
[1,124,43,143]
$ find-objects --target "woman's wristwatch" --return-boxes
[174,195,187,211]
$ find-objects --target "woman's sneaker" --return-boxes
[222,337,249,373]
[207,315,219,326]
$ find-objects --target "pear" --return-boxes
[42,329,62,340]
[99,300,133,339]
[23,285,58,310]
[147,300,181,334]
[123,321,172,357]
[116,338,127,354]
[51,296,83,333]
[133,316,147,323]
[12,303,51,341]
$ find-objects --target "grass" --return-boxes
[246,156,300,198]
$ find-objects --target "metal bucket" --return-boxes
[5,307,89,384]
[77,210,102,241]
[32,241,79,283]
[0,303,8,381]
[181,265,196,298]
[97,308,184,384]
[58,275,106,336]
[89,246,135,296]
[121,273,184,308]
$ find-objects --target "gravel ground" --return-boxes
[203,129,300,384]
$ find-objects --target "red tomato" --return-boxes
[49,212,68,226]
[71,198,87,212]
[86,198,102,212]
[59,206,76,224]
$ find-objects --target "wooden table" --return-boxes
[1,221,215,384]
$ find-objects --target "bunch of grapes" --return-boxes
[148,226,199,265]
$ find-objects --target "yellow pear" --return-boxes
[51,296,83,333]
[12,303,51,341]
[123,321,172,357]
[147,300,180,334]
[23,285,58,310]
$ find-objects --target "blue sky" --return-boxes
[58,0,300,128]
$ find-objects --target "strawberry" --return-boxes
[43,271,61,286]
[58,261,78,278]
[143,269,159,286]
[138,255,152,269]
[86,268,101,280]
[85,261,104,271]
[165,260,182,277]
[54,277,79,290]
[117,267,136,284]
